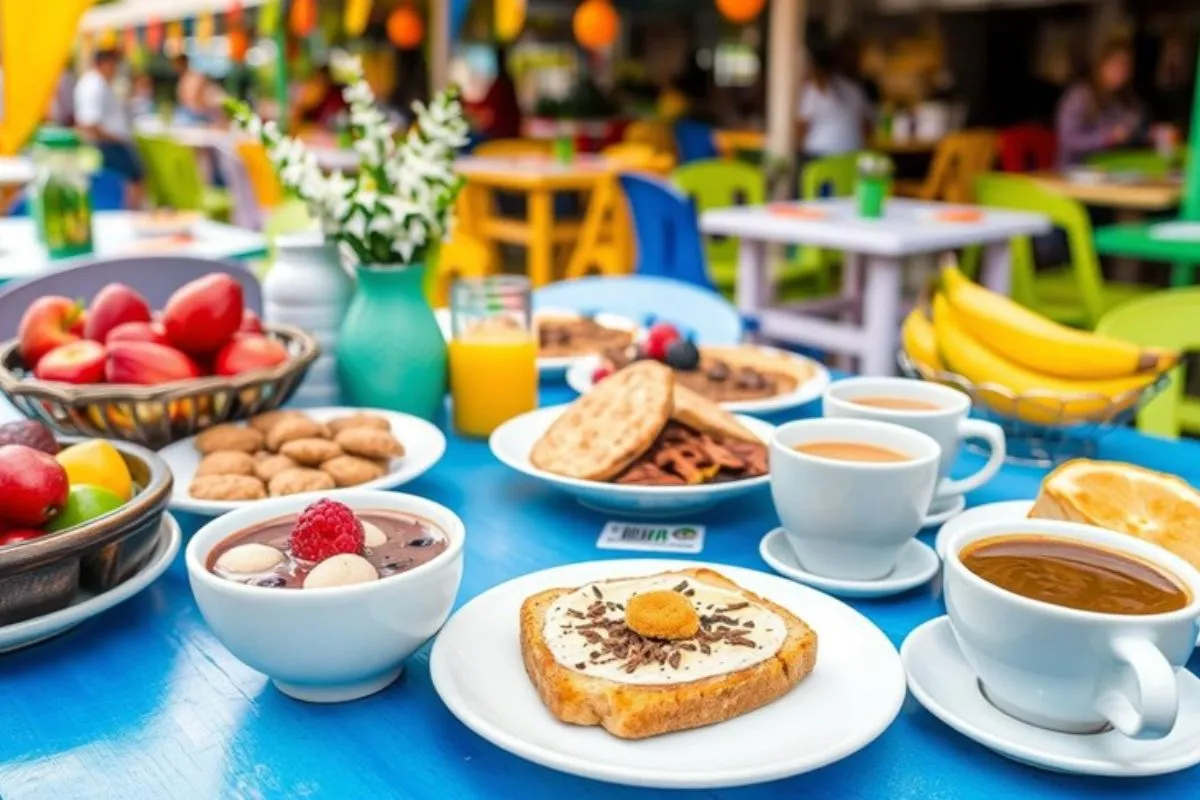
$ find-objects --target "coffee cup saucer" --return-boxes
[759,528,939,598]
[923,494,966,528]
[902,616,1200,777]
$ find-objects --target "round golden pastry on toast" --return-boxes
[531,361,673,481]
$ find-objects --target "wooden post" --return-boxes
[765,0,804,200]
[429,0,452,92]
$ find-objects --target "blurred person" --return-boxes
[49,71,76,126]
[74,48,143,208]
[464,46,522,140]
[175,54,223,125]
[1055,39,1144,167]
[130,72,155,119]
[796,41,872,157]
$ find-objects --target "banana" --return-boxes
[932,295,1157,425]
[901,307,943,375]
[941,266,1171,380]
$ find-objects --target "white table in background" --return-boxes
[700,198,1051,375]
[0,212,268,283]
[0,156,34,187]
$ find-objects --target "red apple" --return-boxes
[34,341,107,384]
[0,421,58,455]
[18,296,85,366]
[239,309,264,334]
[0,529,45,547]
[0,445,69,527]
[213,335,289,376]
[106,321,169,346]
[84,283,152,343]
[162,274,244,355]
[106,341,203,385]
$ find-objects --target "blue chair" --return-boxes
[673,119,720,164]
[6,168,128,217]
[618,173,713,290]
[534,276,743,345]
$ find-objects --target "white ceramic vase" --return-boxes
[263,233,355,407]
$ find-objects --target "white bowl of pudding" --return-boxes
[185,490,465,703]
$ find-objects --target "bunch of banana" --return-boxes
[900,267,1176,425]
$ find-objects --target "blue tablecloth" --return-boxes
[1,382,1198,799]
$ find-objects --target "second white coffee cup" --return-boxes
[770,418,942,581]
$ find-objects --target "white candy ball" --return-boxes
[216,543,285,575]
[303,554,379,589]
[362,521,387,548]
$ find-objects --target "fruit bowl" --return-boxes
[0,324,319,450]
[0,438,172,626]
[898,350,1169,466]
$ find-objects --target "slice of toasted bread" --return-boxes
[671,384,762,444]
[531,361,673,481]
[699,345,816,385]
[520,568,817,739]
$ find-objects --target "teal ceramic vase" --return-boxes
[336,264,446,420]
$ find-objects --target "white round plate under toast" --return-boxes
[435,307,639,377]
[934,500,1033,559]
[489,406,774,517]
[922,493,967,528]
[902,616,1200,776]
[430,559,906,789]
[160,407,446,516]
[566,348,831,416]
[759,528,940,598]
[0,514,181,653]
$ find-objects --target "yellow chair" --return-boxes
[602,142,675,176]
[895,130,998,203]
[427,234,501,307]
[472,138,553,158]
[236,140,284,210]
[622,120,676,158]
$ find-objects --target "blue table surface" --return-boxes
[2,381,1199,800]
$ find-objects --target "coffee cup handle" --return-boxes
[934,419,1007,500]
[1094,636,1179,740]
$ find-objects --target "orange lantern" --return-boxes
[229,27,250,63]
[573,0,619,52]
[715,0,766,24]
[289,0,317,37]
[387,7,424,50]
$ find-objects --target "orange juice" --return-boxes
[449,327,538,437]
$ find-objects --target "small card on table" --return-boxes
[597,522,706,554]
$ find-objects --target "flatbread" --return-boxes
[698,346,817,385]
[531,361,674,481]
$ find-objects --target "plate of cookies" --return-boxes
[159,407,446,515]
[490,361,774,517]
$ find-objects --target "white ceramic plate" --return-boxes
[435,307,639,377]
[0,513,181,653]
[160,407,446,516]
[903,616,1200,776]
[430,559,906,789]
[489,405,773,517]
[566,347,830,416]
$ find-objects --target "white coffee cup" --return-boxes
[944,518,1200,739]
[770,418,942,581]
[824,377,1006,506]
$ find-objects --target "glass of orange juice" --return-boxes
[448,276,538,438]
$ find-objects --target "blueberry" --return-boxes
[254,575,287,588]
[664,339,701,371]
[408,537,435,548]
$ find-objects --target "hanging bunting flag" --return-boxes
[197,12,215,43]
[258,0,281,36]
[147,18,165,51]
[345,0,372,37]
[123,27,138,55]
[166,20,185,52]
[229,27,250,63]
[229,0,245,27]
[98,28,118,50]
[289,0,317,37]
[495,0,526,43]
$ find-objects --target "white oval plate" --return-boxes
[435,307,639,377]
[430,559,906,789]
[160,407,446,516]
[0,513,181,653]
[489,405,773,517]
[566,347,830,416]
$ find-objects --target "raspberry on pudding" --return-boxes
[207,498,448,589]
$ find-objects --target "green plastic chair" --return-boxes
[788,152,864,292]
[671,159,765,292]
[1096,288,1200,439]
[973,173,1154,328]
[135,134,233,220]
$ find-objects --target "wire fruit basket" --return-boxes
[0,324,319,450]
[897,350,1168,466]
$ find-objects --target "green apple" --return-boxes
[45,484,126,533]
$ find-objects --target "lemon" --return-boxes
[56,440,134,501]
